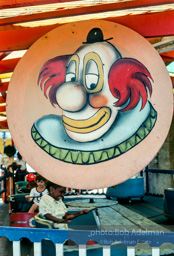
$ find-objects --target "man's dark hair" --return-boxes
[47,181,64,191]
[4,145,16,155]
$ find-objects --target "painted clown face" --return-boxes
[32,28,157,165]
[56,42,122,142]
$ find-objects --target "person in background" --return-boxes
[15,152,27,181]
[1,145,16,173]
[17,173,36,193]
[25,174,48,213]
[0,145,16,202]
[39,181,89,229]
[26,173,36,191]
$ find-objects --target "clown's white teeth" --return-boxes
[62,107,111,133]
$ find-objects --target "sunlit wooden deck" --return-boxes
[119,195,174,232]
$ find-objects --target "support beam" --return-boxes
[13,241,21,256]
[0,72,12,80]
[0,82,9,92]
[0,52,11,61]
[0,24,60,51]
[153,37,174,54]
[171,77,174,88]
[0,96,6,104]
[161,50,174,59]
[0,105,6,112]
[0,0,82,9]
[0,58,20,73]
[0,120,8,129]
[0,1,174,26]
[0,10,174,51]
[107,10,174,38]
[161,56,174,62]
[161,50,174,62]
[1,92,6,99]
[0,0,174,10]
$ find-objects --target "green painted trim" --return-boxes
[31,106,157,165]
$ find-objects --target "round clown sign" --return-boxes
[7,20,173,189]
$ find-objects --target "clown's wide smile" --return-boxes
[62,107,111,134]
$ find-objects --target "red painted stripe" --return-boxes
[0,105,6,112]
[161,50,174,59]
[0,96,6,104]
[161,56,174,62]
[0,0,173,10]
[0,24,61,51]
[0,58,20,73]
[0,52,11,61]
[0,82,9,92]
[0,120,8,129]
[0,0,82,9]
[106,10,174,38]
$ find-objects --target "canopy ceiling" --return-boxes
[0,0,174,130]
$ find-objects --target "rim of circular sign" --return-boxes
[7,20,173,189]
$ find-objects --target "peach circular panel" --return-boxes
[7,20,173,189]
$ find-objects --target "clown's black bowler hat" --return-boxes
[83,28,113,44]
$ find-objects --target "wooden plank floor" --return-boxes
[97,198,170,232]
[120,195,174,232]
[96,196,174,256]
[65,195,174,232]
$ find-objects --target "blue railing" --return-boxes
[0,226,174,256]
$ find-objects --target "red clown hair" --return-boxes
[38,55,70,106]
[108,58,153,111]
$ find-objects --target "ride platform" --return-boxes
[0,195,174,256]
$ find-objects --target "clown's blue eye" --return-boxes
[90,83,97,90]
[66,60,77,82]
[66,73,76,82]
[85,60,99,91]
[85,74,98,90]
[71,77,76,82]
